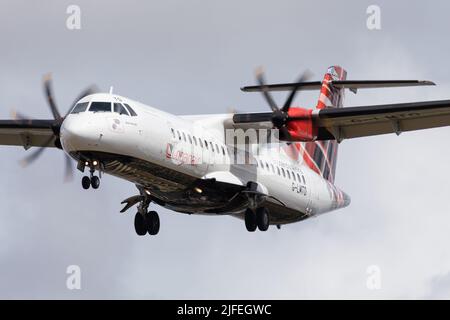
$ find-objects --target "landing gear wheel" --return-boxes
[245,208,257,232]
[134,213,147,236]
[146,211,160,235]
[81,176,91,189]
[256,207,270,231]
[91,176,100,189]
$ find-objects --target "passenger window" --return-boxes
[182,132,186,142]
[123,103,138,116]
[199,139,203,148]
[271,164,275,173]
[221,146,226,156]
[171,128,175,139]
[281,168,286,177]
[292,172,297,181]
[177,131,181,140]
[204,141,208,149]
[297,173,301,182]
[287,170,291,179]
[209,142,214,152]
[259,160,264,168]
[277,167,281,175]
[71,102,89,114]
[188,134,192,144]
[89,102,111,112]
[114,103,129,115]
[265,162,270,171]
[193,136,198,146]
[215,144,220,153]
[302,176,306,184]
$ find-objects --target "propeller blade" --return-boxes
[255,67,279,112]
[281,70,313,113]
[10,108,29,120]
[279,126,301,158]
[19,135,54,167]
[43,73,62,120]
[10,109,35,125]
[63,153,74,182]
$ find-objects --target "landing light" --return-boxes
[194,187,203,194]
[85,161,89,166]
[93,160,98,166]
[145,189,151,195]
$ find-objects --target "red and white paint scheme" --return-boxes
[1,66,450,236]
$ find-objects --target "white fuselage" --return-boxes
[60,93,350,225]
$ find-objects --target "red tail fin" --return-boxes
[317,66,347,109]
[303,66,347,183]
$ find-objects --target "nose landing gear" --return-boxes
[81,176,91,189]
[80,160,101,190]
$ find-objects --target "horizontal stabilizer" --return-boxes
[241,80,435,94]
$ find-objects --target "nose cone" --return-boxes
[60,114,105,153]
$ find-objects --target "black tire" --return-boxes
[245,208,257,232]
[134,213,147,236]
[81,176,91,189]
[256,207,270,231]
[91,176,100,189]
[146,211,160,235]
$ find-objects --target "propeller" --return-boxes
[255,67,313,142]
[17,74,97,181]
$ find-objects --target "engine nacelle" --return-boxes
[285,107,317,141]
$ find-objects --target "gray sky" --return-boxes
[1,0,450,299]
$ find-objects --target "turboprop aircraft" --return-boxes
[1,66,449,236]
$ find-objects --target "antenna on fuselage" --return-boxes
[109,86,114,94]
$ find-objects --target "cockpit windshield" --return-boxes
[70,101,138,116]
[113,103,129,115]
[89,102,112,112]
[71,102,89,114]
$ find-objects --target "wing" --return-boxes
[0,119,57,149]
[314,100,450,141]
[232,100,450,142]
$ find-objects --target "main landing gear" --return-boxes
[134,211,160,236]
[245,207,270,232]
[81,160,101,190]
[120,186,160,236]
[133,196,160,236]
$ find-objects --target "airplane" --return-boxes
[1,65,450,236]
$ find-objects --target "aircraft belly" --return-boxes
[72,151,247,214]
